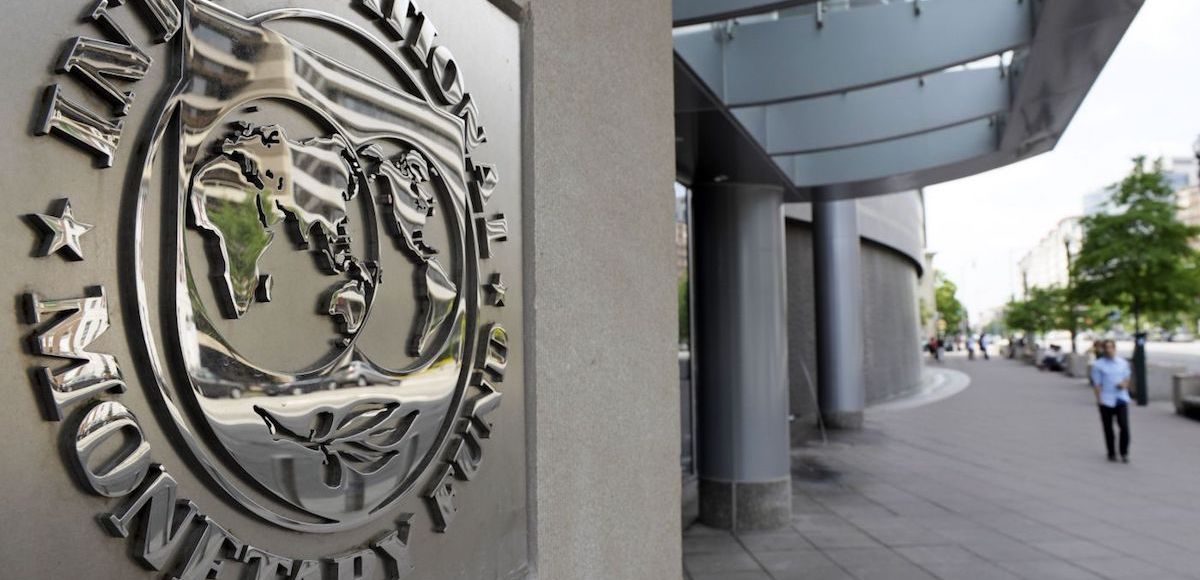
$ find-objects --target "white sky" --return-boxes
[925,0,1200,322]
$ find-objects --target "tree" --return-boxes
[934,271,967,333]
[1071,157,1200,332]
[1003,287,1066,341]
[1003,297,1034,337]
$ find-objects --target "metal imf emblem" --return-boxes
[22,1,511,577]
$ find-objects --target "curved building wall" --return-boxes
[860,240,923,405]
[784,193,924,441]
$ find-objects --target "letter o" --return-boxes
[73,401,153,497]
[428,45,465,106]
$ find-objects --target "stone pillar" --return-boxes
[691,183,791,531]
[813,195,865,429]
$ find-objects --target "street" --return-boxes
[1032,338,1200,373]
[1115,340,1200,373]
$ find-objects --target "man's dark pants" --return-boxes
[1099,402,1130,458]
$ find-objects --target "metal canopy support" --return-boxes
[674,0,1034,106]
[673,0,816,27]
[692,182,791,531]
[813,195,865,429]
[732,68,1010,155]
[773,117,1000,187]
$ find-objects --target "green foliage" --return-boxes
[1070,157,1200,331]
[1004,286,1063,337]
[934,271,967,332]
[206,190,273,306]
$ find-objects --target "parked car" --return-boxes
[1168,331,1195,343]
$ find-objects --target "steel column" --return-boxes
[813,195,865,429]
[691,182,791,530]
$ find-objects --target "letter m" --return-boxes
[24,286,126,420]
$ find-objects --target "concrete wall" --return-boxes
[785,220,923,440]
[522,0,682,579]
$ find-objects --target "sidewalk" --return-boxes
[683,357,1200,580]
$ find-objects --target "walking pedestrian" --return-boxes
[978,333,990,360]
[966,333,975,360]
[1090,339,1132,463]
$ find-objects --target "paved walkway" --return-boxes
[683,356,1200,580]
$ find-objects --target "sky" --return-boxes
[924,0,1200,323]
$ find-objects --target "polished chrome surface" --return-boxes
[73,401,153,498]
[7,0,524,574]
[25,287,126,421]
[129,0,486,531]
[29,198,93,261]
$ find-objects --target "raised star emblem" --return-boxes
[30,199,93,261]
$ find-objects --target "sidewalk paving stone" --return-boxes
[682,357,1200,580]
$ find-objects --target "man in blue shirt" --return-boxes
[1090,340,1132,462]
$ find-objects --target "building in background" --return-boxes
[0,0,1147,577]
[676,0,1142,532]
[1017,217,1083,295]
[1084,155,1198,216]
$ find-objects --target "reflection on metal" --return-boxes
[24,287,126,421]
[35,0,180,164]
[133,1,482,531]
[21,0,515,575]
[468,160,499,209]
[188,123,369,319]
[102,466,200,571]
[423,322,507,532]
[364,146,439,260]
[487,273,508,307]
[29,198,93,261]
[477,213,509,259]
[73,401,153,498]
[37,84,124,167]
[58,9,152,116]
[132,0,183,42]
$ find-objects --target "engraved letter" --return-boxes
[372,521,414,579]
[58,2,152,116]
[476,214,508,260]
[172,517,243,580]
[102,466,200,571]
[241,547,293,580]
[449,420,483,481]
[423,464,456,532]
[428,46,464,106]
[361,0,437,63]
[465,324,506,437]
[457,93,487,148]
[479,324,509,381]
[73,401,152,498]
[290,560,322,580]
[329,549,375,580]
[466,159,498,211]
[25,286,126,420]
[133,0,183,42]
[37,85,123,167]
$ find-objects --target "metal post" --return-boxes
[691,182,791,531]
[813,194,865,429]
[1134,332,1148,406]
